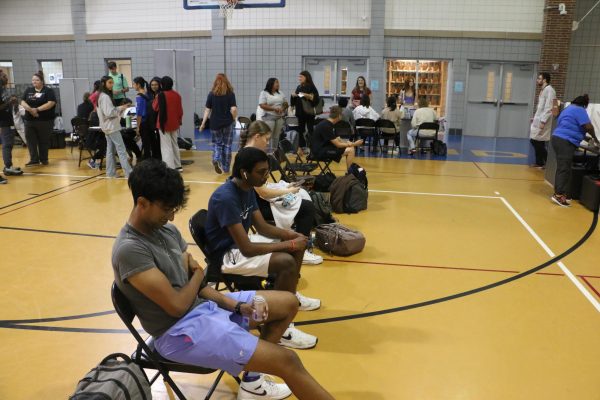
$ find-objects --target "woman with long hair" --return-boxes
[20,71,56,166]
[96,75,132,177]
[133,76,160,160]
[240,122,323,260]
[352,94,380,121]
[258,77,287,151]
[291,71,319,149]
[381,95,405,150]
[146,76,162,160]
[550,94,599,206]
[401,77,416,106]
[200,73,237,174]
[152,76,183,171]
[351,75,371,108]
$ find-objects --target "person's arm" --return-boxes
[121,76,129,94]
[255,184,299,199]
[99,94,123,119]
[331,137,363,149]
[370,108,380,120]
[539,89,555,127]
[583,123,597,141]
[127,262,204,318]
[230,93,238,120]
[226,219,304,258]
[199,108,211,130]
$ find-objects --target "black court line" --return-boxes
[0,211,596,333]
[0,173,104,211]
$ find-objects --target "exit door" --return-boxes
[465,62,535,138]
[303,57,369,105]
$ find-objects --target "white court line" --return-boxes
[23,172,93,179]
[369,188,600,312]
[95,176,222,185]
[499,197,600,312]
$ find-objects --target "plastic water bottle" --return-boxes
[125,115,132,128]
[252,295,267,322]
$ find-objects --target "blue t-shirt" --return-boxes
[135,94,148,121]
[205,178,258,254]
[553,104,591,146]
[206,92,236,129]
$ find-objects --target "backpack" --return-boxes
[314,223,366,256]
[70,353,152,400]
[347,163,368,189]
[178,137,193,150]
[330,174,368,214]
[431,139,447,156]
[313,172,336,192]
[309,191,336,226]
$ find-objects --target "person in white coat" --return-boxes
[529,72,556,168]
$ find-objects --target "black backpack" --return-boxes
[347,163,368,189]
[309,191,336,226]
[314,172,336,192]
[431,139,447,156]
[330,174,368,214]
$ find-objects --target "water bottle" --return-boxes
[252,295,267,322]
[125,115,132,128]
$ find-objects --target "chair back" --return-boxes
[278,138,295,154]
[189,209,214,258]
[334,120,354,138]
[355,118,376,129]
[375,118,396,131]
[268,153,283,182]
[112,282,136,326]
[417,122,439,132]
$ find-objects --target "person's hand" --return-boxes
[354,139,364,147]
[539,121,546,129]
[290,235,308,251]
[287,185,300,194]
[30,108,39,118]
[274,106,283,114]
[199,123,205,131]
[291,93,298,98]
[238,302,254,318]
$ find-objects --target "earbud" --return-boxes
[243,172,248,179]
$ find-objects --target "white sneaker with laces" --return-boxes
[278,323,318,350]
[237,374,291,400]
[302,250,323,265]
[296,292,321,311]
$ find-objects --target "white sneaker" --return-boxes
[279,323,318,350]
[237,374,291,400]
[302,250,323,265]
[296,292,321,311]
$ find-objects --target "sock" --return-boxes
[242,371,261,382]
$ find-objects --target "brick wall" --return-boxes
[539,0,576,101]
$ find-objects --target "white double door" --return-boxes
[303,58,368,105]
[465,62,536,138]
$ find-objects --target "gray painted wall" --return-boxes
[566,0,600,101]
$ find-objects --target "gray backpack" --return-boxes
[330,174,368,214]
[70,353,152,400]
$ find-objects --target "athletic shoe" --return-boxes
[237,374,291,400]
[551,194,570,207]
[0,176,7,184]
[212,160,223,174]
[41,161,49,165]
[25,161,39,167]
[296,292,321,311]
[176,167,183,173]
[278,323,318,350]
[87,159,97,169]
[3,167,23,176]
[302,250,323,265]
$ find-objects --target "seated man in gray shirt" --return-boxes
[112,159,333,400]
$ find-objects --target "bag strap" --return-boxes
[100,353,132,365]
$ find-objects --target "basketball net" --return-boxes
[219,0,238,19]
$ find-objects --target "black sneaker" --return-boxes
[0,176,6,184]
[41,161,49,165]
[212,160,223,174]
[25,161,40,167]
[3,167,23,176]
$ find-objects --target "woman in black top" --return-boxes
[291,71,319,149]
[145,76,162,160]
[77,92,94,120]
[20,71,56,166]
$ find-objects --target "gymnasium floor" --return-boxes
[1,138,599,400]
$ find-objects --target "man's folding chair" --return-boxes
[111,283,237,400]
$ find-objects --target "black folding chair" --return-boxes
[354,118,377,152]
[415,122,440,154]
[189,209,273,292]
[333,120,354,140]
[111,283,235,400]
[277,139,318,177]
[376,119,399,156]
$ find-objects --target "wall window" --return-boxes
[0,61,15,89]
[39,60,64,85]
[105,59,132,88]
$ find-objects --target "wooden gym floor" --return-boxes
[0,145,599,400]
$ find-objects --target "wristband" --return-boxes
[234,301,245,315]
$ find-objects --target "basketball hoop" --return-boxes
[219,0,238,19]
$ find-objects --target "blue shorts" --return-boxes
[154,291,258,375]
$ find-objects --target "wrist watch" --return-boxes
[234,301,245,315]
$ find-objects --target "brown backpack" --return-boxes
[314,223,366,256]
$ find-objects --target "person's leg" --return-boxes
[38,120,52,164]
[168,131,181,169]
[152,128,162,160]
[343,146,355,170]
[541,140,548,166]
[305,116,315,149]
[244,341,334,400]
[552,136,575,195]
[407,128,417,151]
[1,126,13,169]
[248,290,297,342]
[110,132,133,177]
[211,127,224,173]
[294,200,315,237]
[221,124,234,173]
[24,121,40,163]
[297,117,307,148]
[267,252,301,293]
[159,129,175,169]
[139,122,151,160]
[104,134,117,177]
[530,139,544,166]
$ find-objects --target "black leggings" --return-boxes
[530,139,548,166]
[297,115,315,148]
[258,197,316,236]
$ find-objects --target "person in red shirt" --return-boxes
[350,76,372,107]
[152,76,183,171]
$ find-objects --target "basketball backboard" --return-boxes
[184,0,285,10]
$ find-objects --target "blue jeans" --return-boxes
[211,123,234,173]
[1,126,13,168]
[105,130,132,178]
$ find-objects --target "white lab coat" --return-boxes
[530,84,556,141]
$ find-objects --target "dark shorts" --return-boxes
[317,146,344,162]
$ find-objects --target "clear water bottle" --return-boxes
[252,295,267,322]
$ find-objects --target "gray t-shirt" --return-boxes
[112,223,203,337]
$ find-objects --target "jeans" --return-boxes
[1,126,14,168]
[530,139,548,166]
[211,123,234,172]
[407,128,417,150]
[551,135,576,195]
[105,130,132,178]
[25,119,53,163]
[263,117,284,152]
[159,129,181,169]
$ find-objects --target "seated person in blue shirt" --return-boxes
[310,106,363,170]
[550,94,599,207]
[206,147,321,350]
[113,159,334,400]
